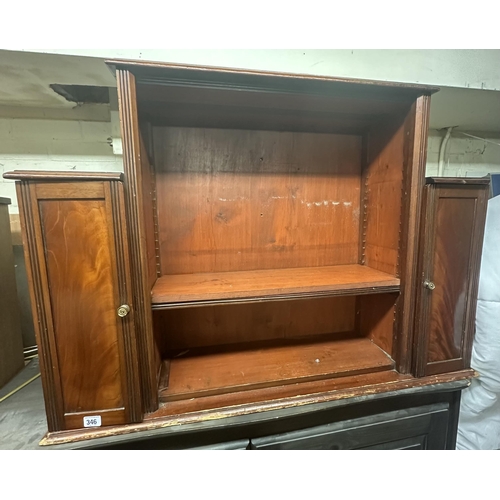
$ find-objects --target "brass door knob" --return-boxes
[117,304,131,318]
[424,280,436,290]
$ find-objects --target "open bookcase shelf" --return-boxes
[159,336,395,403]
[151,264,400,309]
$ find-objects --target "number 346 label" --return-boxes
[83,416,102,428]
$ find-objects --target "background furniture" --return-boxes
[0,197,24,390]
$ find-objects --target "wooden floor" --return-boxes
[152,264,400,308]
[159,337,394,402]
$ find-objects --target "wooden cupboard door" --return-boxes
[17,178,142,431]
[414,179,489,377]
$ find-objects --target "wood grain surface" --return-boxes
[40,199,125,413]
[156,370,404,413]
[3,171,123,182]
[154,296,356,352]
[116,69,160,412]
[160,337,394,401]
[363,116,405,276]
[427,196,476,363]
[414,180,489,376]
[111,57,438,94]
[139,133,159,288]
[153,127,362,274]
[394,97,431,374]
[152,264,400,307]
[358,292,399,357]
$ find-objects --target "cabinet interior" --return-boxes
[135,74,414,406]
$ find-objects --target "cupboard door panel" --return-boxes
[426,196,476,364]
[40,199,125,414]
[414,179,488,377]
[16,177,142,431]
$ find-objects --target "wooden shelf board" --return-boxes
[151,264,400,309]
[159,337,394,402]
[156,370,403,413]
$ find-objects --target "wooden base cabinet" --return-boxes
[4,60,489,448]
[62,381,466,450]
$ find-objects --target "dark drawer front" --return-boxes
[190,439,250,450]
[250,404,450,450]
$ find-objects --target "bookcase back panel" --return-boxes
[154,296,357,352]
[153,127,362,274]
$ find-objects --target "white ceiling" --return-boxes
[16,49,500,92]
[0,49,499,133]
[430,87,500,133]
[0,50,116,108]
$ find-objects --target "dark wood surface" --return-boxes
[250,403,450,450]
[41,374,469,447]
[40,198,125,414]
[142,102,378,135]
[16,181,63,430]
[139,132,159,289]
[116,70,160,413]
[414,180,489,376]
[427,193,475,363]
[358,293,398,357]
[136,82,410,114]
[124,59,435,136]
[151,264,400,308]
[153,127,362,274]
[157,370,404,414]
[36,181,105,199]
[1,359,464,450]
[107,181,143,422]
[7,59,487,448]
[425,177,490,185]
[159,337,394,402]
[363,115,405,276]
[0,198,24,389]
[13,177,142,431]
[359,112,413,363]
[394,96,431,374]
[4,171,123,182]
[154,296,356,352]
[108,58,439,95]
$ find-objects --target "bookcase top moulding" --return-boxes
[106,58,440,97]
[107,59,439,135]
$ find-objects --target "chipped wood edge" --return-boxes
[39,370,475,447]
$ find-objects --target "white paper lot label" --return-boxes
[83,416,102,428]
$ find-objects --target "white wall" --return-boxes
[0,116,123,213]
[19,49,500,91]
[2,119,499,215]
[426,131,500,178]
